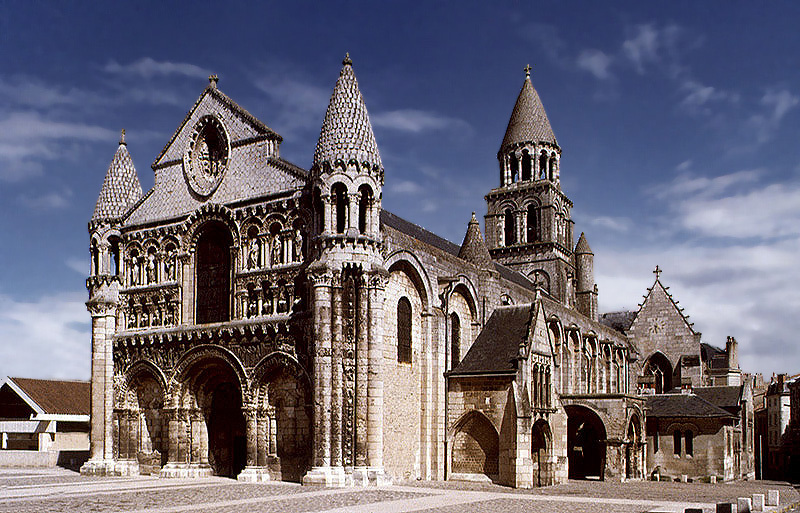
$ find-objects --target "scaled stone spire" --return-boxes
[458,212,493,269]
[313,54,383,173]
[499,66,557,153]
[575,232,592,254]
[91,130,143,223]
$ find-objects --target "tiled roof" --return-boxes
[313,54,382,172]
[92,138,143,222]
[600,311,637,333]
[693,386,742,410]
[449,305,532,376]
[500,73,557,152]
[380,209,461,256]
[575,232,592,254]
[10,377,90,416]
[645,393,735,418]
[458,212,493,269]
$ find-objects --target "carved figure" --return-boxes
[271,236,281,266]
[164,250,176,280]
[248,238,260,269]
[146,253,157,284]
[293,229,303,261]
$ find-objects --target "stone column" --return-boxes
[348,193,359,233]
[119,410,130,459]
[245,407,257,467]
[330,280,343,467]
[354,282,369,467]
[257,412,267,466]
[166,409,179,463]
[198,415,209,464]
[180,252,192,325]
[128,410,139,460]
[323,195,333,234]
[366,273,391,484]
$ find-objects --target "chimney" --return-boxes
[725,336,739,369]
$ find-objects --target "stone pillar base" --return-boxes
[80,459,139,477]
[302,466,349,486]
[159,463,213,478]
[351,467,392,487]
[237,466,271,482]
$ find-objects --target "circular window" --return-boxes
[184,115,230,197]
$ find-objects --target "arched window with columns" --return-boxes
[358,184,372,234]
[510,153,519,183]
[526,205,539,243]
[504,208,516,246]
[521,150,532,181]
[332,183,347,234]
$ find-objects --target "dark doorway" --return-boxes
[196,222,232,324]
[532,420,552,487]
[207,382,246,477]
[643,353,673,394]
[566,405,606,480]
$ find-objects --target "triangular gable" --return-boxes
[152,86,281,169]
[525,299,552,359]
[1,377,45,415]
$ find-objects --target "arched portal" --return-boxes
[119,363,167,474]
[195,221,233,324]
[532,419,553,487]
[643,352,673,394]
[565,405,607,480]
[451,411,499,479]
[174,354,246,478]
[625,415,641,479]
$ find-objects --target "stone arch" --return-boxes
[565,404,607,480]
[450,410,499,479]
[117,360,168,472]
[532,419,554,486]
[250,352,313,482]
[184,203,240,251]
[451,278,479,320]
[643,351,673,394]
[385,251,433,311]
[625,413,643,479]
[169,345,248,405]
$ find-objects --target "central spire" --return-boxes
[313,54,383,175]
[499,67,557,153]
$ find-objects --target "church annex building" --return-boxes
[81,56,755,487]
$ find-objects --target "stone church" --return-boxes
[80,55,754,486]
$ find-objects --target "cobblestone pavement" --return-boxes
[0,469,797,513]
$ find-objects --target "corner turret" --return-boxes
[458,212,493,270]
[574,232,597,320]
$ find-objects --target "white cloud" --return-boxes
[622,24,661,73]
[585,215,632,232]
[762,89,799,122]
[371,109,470,134]
[576,49,613,80]
[0,76,99,108]
[104,57,210,79]
[387,180,424,195]
[680,79,739,111]
[0,292,90,380]
[65,258,87,276]
[18,188,73,210]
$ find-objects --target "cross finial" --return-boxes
[343,52,353,66]
[119,129,126,146]
[208,74,218,88]
[524,64,532,77]
[653,265,662,279]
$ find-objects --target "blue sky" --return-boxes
[1,1,799,380]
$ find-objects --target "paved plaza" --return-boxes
[0,469,798,513]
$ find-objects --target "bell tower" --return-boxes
[485,66,576,304]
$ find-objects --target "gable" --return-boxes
[0,383,35,419]
[629,280,698,367]
[124,88,308,226]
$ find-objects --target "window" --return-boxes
[358,185,372,234]
[504,209,516,246]
[654,431,659,453]
[450,312,460,369]
[195,222,233,324]
[521,150,532,181]
[332,183,348,233]
[510,154,519,182]
[673,430,681,456]
[397,297,412,364]
[685,430,693,457]
[526,205,538,243]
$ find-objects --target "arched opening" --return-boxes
[332,183,348,233]
[539,151,548,179]
[644,352,673,394]
[176,355,247,478]
[685,430,693,457]
[450,312,461,369]
[673,430,681,456]
[549,155,556,180]
[358,184,372,235]
[504,208,516,246]
[313,186,323,236]
[510,154,519,183]
[451,411,499,479]
[195,222,233,324]
[526,205,538,243]
[109,237,121,276]
[253,356,313,482]
[397,297,412,364]
[119,365,166,474]
[625,415,641,479]
[566,405,607,480]
[532,419,553,487]
[521,150,532,181]
[91,241,99,276]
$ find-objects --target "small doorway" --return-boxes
[207,382,246,477]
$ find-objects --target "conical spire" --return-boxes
[500,66,557,153]
[575,232,592,254]
[91,130,143,223]
[458,212,493,269]
[313,54,383,173]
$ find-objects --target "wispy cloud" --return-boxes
[622,24,662,74]
[371,109,470,133]
[680,79,739,111]
[576,49,613,80]
[0,76,100,108]
[252,74,330,136]
[585,215,632,232]
[104,57,210,80]
[0,292,90,380]
[18,188,73,210]
[65,258,87,276]
[387,180,424,195]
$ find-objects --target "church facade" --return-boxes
[80,56,754,486]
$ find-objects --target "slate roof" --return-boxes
[600,311,637,333]
[575,232,592,254]
[313,54,382,172]
[9,377,90,416]
[92,136,143,222]
[693,386,742,411]
[701,343,727,368]
[458,212,493,269]
[380,209,537,292]
[645,393,735,418]
[449,304,532,376]
[500,72,557,152]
